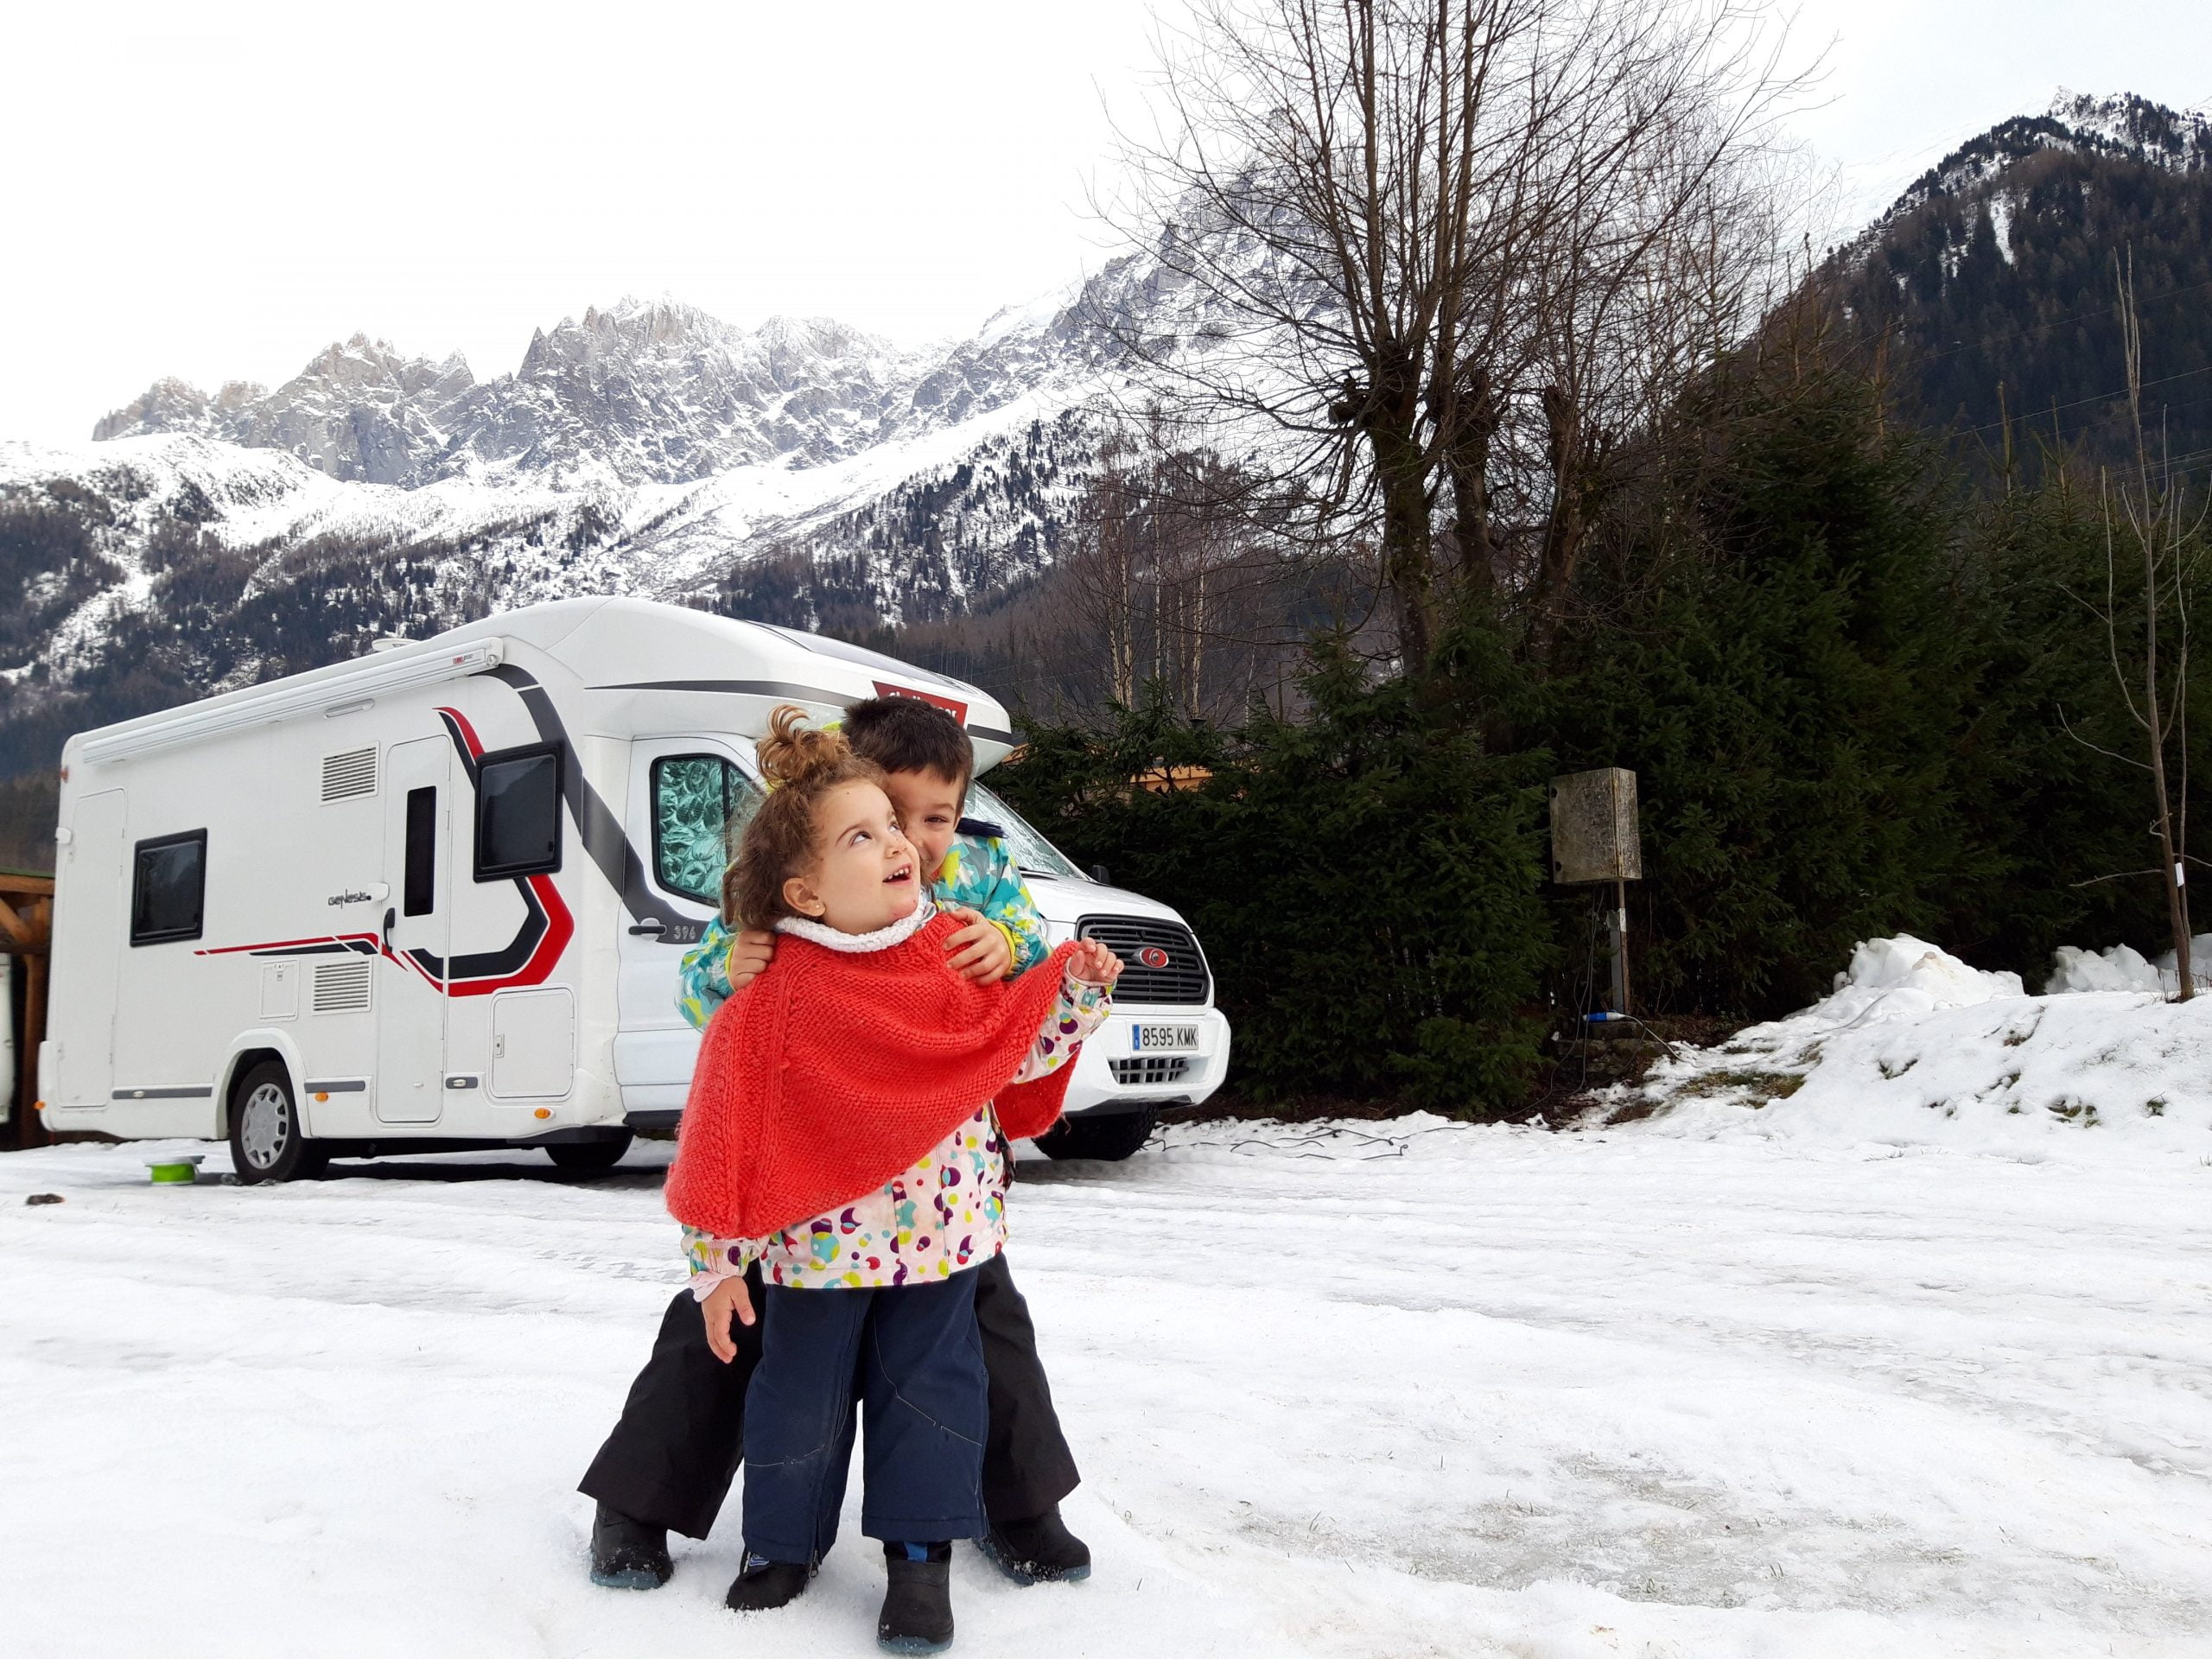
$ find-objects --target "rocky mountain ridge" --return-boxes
[86,283,1137,492]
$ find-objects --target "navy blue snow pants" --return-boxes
[741,1268,988,1565]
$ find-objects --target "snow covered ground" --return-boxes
[5,1105,2209,1658]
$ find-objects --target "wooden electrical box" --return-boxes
[1550,768,1641,885]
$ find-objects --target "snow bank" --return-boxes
[2045,941,2165,995]
[2046,932,2212,996]
[1619,934,2212,1160]
[1808,935,2024,1025]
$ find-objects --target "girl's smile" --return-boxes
[782,779,925,934]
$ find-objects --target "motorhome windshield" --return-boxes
[964,781,1086,881]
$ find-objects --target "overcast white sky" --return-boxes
[3,1,2209,443]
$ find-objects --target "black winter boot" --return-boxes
[978,1503,1091,1586]
[725,1552,813,1611]
[588,1501,673,1590]
[877,1542,955,1654]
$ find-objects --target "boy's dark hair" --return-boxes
[840,696,973,798]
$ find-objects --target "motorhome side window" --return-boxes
[474,744,563,880]
[130,830,207,945]
[404,786,437,915]
[652,755,760,905]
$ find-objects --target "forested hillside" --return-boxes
[1821,94,2212,483]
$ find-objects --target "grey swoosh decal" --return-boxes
[485,664,685,929]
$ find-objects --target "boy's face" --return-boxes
[881,766,966,886]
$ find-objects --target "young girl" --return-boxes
[664,708,1117,1656]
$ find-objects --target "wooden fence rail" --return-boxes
[0,873,53,1151]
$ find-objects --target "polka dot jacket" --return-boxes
[683,972,1110,1293]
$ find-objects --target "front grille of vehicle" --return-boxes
[1076,916,1210,1004]
[1109,1056,1192,1087]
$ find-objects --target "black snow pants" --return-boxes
[578,1250,1080,1540]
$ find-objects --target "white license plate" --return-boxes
[1134,1024,1199,1052]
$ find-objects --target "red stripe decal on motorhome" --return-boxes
[442,871,573,997]
[196,702,576,995]
[435,705,487,765]
[431,702,574,994]
[194,933,379,957]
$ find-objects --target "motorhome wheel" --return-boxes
[228,1062,328,1185]
[545,1132,633,1173]
[1032,1106,1157,1163]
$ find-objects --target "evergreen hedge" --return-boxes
[996,353,2212,1111]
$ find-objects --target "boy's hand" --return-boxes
[942,906,1014,982]
[1067,938,1122,985]
[727,930,776,995]
[701,1274,756,1363]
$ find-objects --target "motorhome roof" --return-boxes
[67,596,1012,768]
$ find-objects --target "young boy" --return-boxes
[579,696,1090,1603]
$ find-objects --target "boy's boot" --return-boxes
[588,1501,673,1590]
[725,1552,812,1612]
[978,1503,1091,1586]
[878,1541,955,1655]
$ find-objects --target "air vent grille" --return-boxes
[311,960,373,1014]
[1109,1056,1192,1087]
[321,747,378,802]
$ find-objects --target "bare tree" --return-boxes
[1055,406,1315,719]
[1060,429,1146,705]
[1102,0,1810,671]
[2077,258,2210,999]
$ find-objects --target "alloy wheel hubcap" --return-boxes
[240,1084,290,1169]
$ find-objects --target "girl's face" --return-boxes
[782,779,923,934]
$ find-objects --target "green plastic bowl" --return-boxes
[145,1155,205,1185]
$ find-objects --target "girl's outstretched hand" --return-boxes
[1067,938,1122,985]
[701,1274,757,1363]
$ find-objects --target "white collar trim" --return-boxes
[774,898,936,953]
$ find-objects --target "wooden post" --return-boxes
[1611,876,1631,1018]
[0,874,54,1152]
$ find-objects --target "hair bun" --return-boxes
[755,704,854,790]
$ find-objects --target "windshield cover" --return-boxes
[964,780,1085,881]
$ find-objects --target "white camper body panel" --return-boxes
[41,597,1228,1153]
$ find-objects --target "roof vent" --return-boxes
[312,960,373,1014]
[321,747,378,802]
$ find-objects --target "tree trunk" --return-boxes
[2143,518,2195,1000]
[1528,381,1589,664]
[1366,346,1436,668]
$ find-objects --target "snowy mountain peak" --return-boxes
[91,334,478,486]
[2044,91,2212,168]
[1866,91,2212,241]
[82,273,1119,491]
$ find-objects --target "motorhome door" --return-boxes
[377,738,453,1123]
[48,789,127,1108]
[616,740,759,1109]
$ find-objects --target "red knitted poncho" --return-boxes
[664,910,1084,1243]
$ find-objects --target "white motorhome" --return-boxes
[39,598,1230,1179]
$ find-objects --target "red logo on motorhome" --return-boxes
[871,681,969,726]
[1138,946,1171,969]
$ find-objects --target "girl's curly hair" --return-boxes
[722,705,887,931]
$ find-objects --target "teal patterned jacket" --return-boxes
[675,823,1052,1031]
